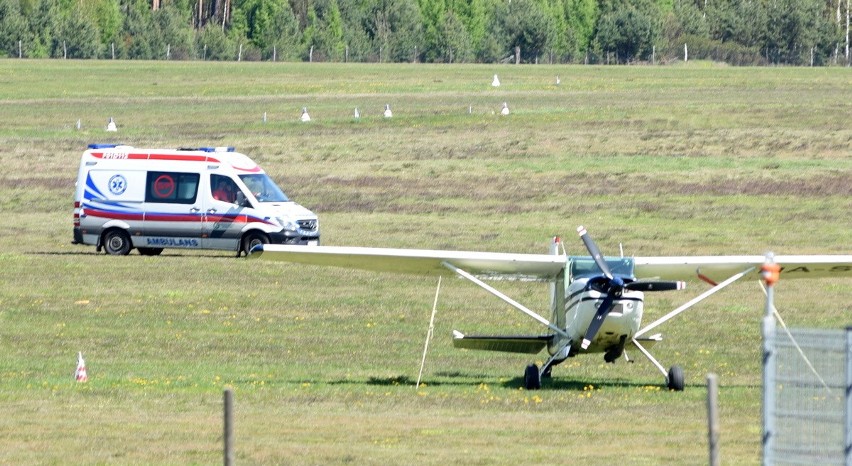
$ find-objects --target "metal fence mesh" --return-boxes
[768,328,848,465]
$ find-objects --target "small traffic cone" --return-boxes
[75,352,88,382]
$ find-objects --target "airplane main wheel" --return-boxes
[524,364,541,390]
[667,365,685,391]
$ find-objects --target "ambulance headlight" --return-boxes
[276,217,299,231]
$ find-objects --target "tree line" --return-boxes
[0,0,849,66]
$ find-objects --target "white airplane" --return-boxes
[249,226,852,391]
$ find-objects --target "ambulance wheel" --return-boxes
[667,365,685,391]
[524,364,541,390]
[103,229,132,256]
[138,247,163,256]
[242,232,269,255]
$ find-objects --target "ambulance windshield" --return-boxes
[238,174,290,202]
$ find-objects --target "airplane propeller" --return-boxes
[577,226,685,350]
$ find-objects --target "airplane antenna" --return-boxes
[619,243,624,258]
[417,276,442,389]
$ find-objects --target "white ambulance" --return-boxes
[73,144,320,256]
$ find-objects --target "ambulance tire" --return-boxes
[242,232,269,255]
[103,229,132,256]
[138,247,163,256]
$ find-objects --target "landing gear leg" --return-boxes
[632,338,686,391]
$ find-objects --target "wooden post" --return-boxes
[224,388,234,466]
[707,373,720,466]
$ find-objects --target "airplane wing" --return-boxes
[250,245,566,281]
[634,255,852,283]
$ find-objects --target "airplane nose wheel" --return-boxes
[524,364,541,390]
[666,365,685,391]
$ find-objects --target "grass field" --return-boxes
[0,60,850,464]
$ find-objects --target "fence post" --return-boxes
[761,253,780,466]
[707,373,720,466]
[845,327,852,466]
[224,388,234,466]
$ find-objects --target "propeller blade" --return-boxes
[625,280,686,292]
[577,226,612,279]
[580,294,616,350]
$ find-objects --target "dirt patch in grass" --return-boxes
[307,171,849,214]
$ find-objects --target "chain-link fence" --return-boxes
[765,328,851,465]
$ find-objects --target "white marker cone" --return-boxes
[500,102,510,116]
[300,107,311,122]
[492,74,500,87]
[75,352,88,382]
[106,117,117,132]
[383,104,392,118]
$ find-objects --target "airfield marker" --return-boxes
[300,107,311,122]
[106,117,117,132]
[491,74,500,87]
[500,102,510,116]
[384,104,393,118]
[75,352,88,382]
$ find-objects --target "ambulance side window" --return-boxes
[211,174,238,203]
[145,171,199,204]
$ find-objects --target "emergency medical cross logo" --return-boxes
[108,174,127,195]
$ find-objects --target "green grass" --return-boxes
[0,60,850,464]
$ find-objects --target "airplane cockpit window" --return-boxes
[570,256,635,279]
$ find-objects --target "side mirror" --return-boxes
[235,192,248,207]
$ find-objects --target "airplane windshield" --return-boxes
[238,174,290,202]
[569,256,635,279]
